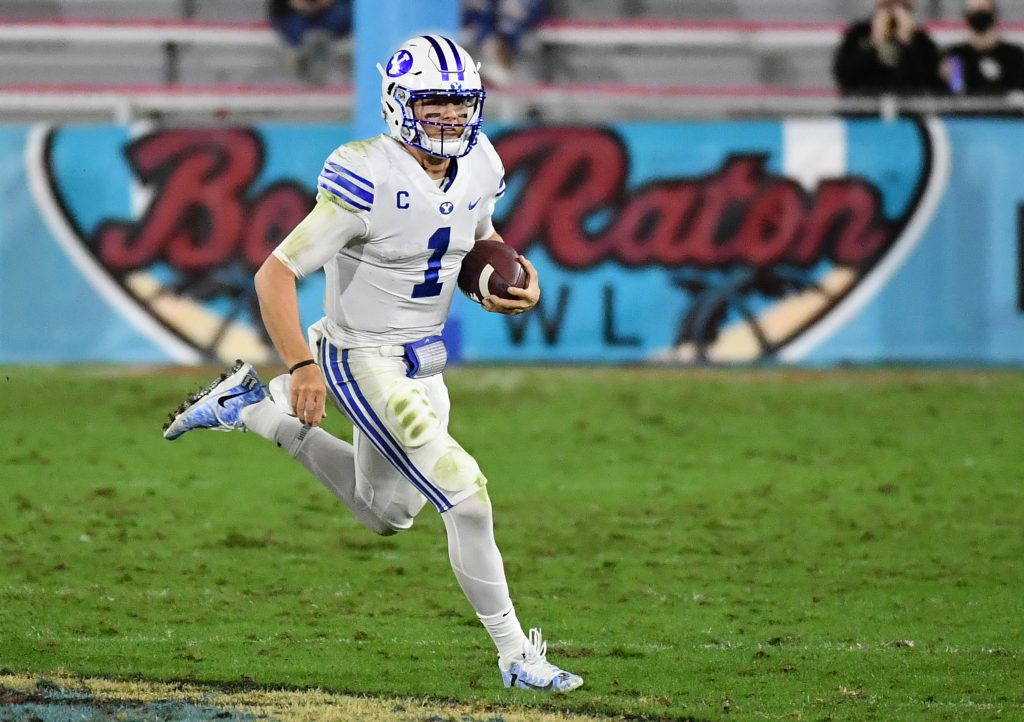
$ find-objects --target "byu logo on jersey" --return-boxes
[386,49,414,78]
[439,201,454,215]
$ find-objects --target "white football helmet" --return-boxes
[377,35,486,159]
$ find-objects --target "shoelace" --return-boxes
[518,628,562,681]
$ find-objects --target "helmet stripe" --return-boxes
[441,36,466,79]
[421,33,466,82]
[421,34,452,81]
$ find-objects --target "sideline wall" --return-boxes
[1,118,1021,365]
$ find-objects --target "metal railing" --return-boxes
[532,19,1024,49]
[1,18,1023,122]
[1,84,1022,123]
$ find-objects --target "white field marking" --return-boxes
[697,640,1021,656]
[919,701,1021,710]
[779,116,952,361]
[16,630,1013,658]
[743,701,1022,718]
[478,263,494,299]
[23,124,202,364]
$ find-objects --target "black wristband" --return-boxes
[289,359,317,374]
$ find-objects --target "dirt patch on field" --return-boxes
[0,689,32,704]
[0,674,613,722]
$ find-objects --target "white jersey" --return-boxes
[274,132,505,348]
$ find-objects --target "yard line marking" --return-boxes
[12,630,1015,657]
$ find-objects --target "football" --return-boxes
[457,239,527,304]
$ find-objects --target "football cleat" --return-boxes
[162,360,266,440]
[500,628,583,693]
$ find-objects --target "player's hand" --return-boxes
[289,0,320,14]
[892,5,915,44]
[290,364,327,426]
[483,255,540,315]
[938,56,955,84]
[870,7,892,46]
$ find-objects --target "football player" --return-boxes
[162,34,582,693]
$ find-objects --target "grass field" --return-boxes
[1,365,1022,721]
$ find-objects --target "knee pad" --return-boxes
[433,445,488,494]
[384,381,442,448]
[448,486,492,522]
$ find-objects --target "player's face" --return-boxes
[877,0,914,10]
[412,94,476,138]
[964,0,994,13]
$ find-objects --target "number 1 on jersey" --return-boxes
[412,227,450,298]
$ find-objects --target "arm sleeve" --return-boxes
[475,198,497,239]
[272,199,368,278]
[473,132,506,240]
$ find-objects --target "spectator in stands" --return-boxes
[833,0,943,95]
[269,0,351,84]
[462,0,547,85]
[940,0,1024,95]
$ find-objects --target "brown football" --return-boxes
[457,240,527,304]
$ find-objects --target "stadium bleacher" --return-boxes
[2,0,1024,121]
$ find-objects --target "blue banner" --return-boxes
[1,118,1022,365]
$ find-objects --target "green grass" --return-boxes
[1,365,1022,721]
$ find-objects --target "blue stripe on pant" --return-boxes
[320,341,452,512]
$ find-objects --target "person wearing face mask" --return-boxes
[834,0,944,95]
[940,0,1024,95]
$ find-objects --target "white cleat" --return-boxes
[500,628,584,692]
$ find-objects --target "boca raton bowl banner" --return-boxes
[2,118,1024,365]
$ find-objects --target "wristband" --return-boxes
[289,359,317,374]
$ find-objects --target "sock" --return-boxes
[479,604,528,670]
[441,492,528,666]
[238,398,285,441]
[240,399,387,534]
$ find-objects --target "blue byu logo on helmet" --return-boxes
[386,49,414,78]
